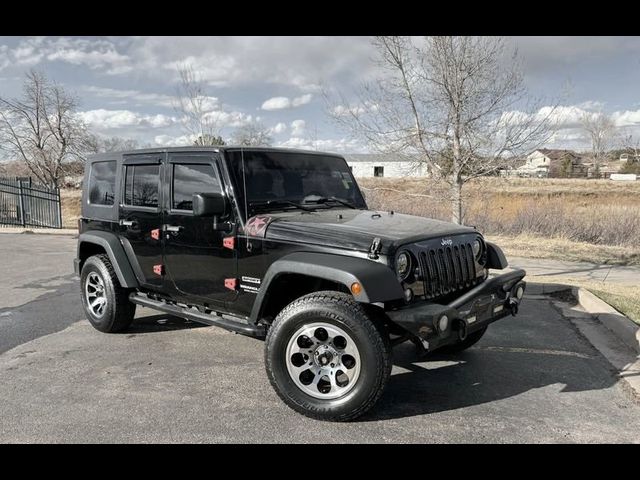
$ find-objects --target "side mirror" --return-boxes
[192,192,228,217]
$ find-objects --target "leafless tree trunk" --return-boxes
[0,70,89,188]
[230,122,273,146]
[327,36,556,224]
[581,111,617,175]
[173,64,224,145]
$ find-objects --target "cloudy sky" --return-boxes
[1,36,639,153]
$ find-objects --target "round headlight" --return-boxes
[396,252,411,279]
[472,239,482,259]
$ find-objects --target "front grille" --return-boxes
[417,243,477,299]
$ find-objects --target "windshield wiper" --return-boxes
[249,200,316,212]
[303,196,358,209]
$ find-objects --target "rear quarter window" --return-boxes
[88,161,117,206]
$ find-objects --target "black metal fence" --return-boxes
[0,177,62,228]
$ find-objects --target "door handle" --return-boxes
[119,220,136,227]
[164,225,183,233]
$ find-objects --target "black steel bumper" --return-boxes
[386,269,527,350]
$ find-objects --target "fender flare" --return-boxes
[77,231,139,288]
[249,251,404,322]
[486,241,508,270]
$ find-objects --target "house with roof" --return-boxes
[517,149,587,178]
[343,153,428,178]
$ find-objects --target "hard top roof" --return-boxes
[86,146,345,162]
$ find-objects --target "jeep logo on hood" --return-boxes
[441,238,453,247]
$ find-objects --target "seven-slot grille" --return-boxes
[417,242,477,299]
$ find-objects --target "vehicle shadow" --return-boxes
[125,314,206,334]
[361,341,617,422]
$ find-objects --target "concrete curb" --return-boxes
[0,227,77,236]
[572,286,640,355]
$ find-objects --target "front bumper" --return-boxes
[386,269,526,351]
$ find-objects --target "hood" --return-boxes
[249,209,477,253]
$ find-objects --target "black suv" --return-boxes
[74,147,526,421]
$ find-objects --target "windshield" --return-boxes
[226,150,367,219]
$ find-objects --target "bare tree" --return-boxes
[0,70,89,188]
[83,134,140,153]
[327,36,555,224]
[580,111,617,175]
[230,122,273,146]
[173,64,223,145]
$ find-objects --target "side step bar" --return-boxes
[129,293,266,338]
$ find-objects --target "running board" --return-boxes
[129,293,266,338]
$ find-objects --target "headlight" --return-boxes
[472,239,482,259]
[396,251,411,280]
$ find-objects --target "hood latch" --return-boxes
[368,237,382,259]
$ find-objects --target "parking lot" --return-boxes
[1,233,639,443]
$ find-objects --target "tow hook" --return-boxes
[509,299,519,316]
[453,319,467,341]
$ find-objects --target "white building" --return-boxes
[343,154,427,178]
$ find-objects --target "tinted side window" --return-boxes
[89,161,117,205]
[124,164,160,208]
[172,163,221,211]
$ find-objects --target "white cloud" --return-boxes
[202,110,253,128]
[261,97,290,111]
[277,136,365,153]
[612,110,640,127]
[0,37,132,74]
[290,119,306,137]
[82,86,175,108]
[261,93,313,111]
[270,122,287,134]
[292,93,313,107]
[154,134,195,146]
[127,36,378,89]
[78,109,175,130]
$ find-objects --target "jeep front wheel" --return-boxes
[80,254,136,333]
[265,291,391,421]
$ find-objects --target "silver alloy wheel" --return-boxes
[85,272,107,318]
[285,322,362,400]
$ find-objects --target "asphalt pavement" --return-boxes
[1,233,639,443]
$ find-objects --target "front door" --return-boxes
[162,153,237,307]
[119,154,164,288]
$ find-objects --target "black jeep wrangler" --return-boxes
[74,147,526,421]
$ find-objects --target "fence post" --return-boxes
[56,187,62,229]
[17,180,26,227]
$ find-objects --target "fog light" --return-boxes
[404,288,414,302]
[438,315,449,332]
[516,285,524,300]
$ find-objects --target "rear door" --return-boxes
[162,152,237,307]
[119,154,164,288]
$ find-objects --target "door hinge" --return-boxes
[151,228,161,241]
[223,236,235,250]
[224,278,238,290]
[153,264,165,276]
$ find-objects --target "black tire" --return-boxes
[80,254,136,333]
[437,326,488,354]
[265,291,392,422]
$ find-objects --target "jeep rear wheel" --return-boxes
[265,291,391,421]
[80,254,136,333]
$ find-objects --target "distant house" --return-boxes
[343,154,427,178]
[517,149,587,178]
